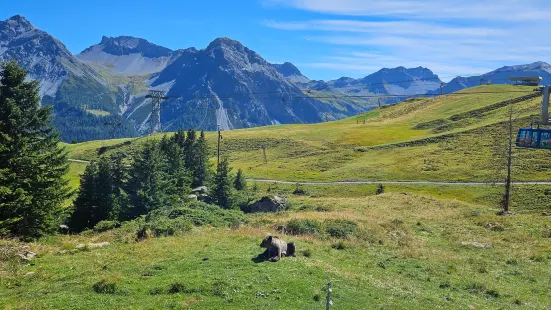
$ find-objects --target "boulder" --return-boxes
[16,251,36,261]
[460,241,492,248]
[191,186,208,194]
[247,196,287,213]
[187,194,198,201]
[76,242,110,249]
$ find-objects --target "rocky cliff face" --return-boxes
[77,36,183,75]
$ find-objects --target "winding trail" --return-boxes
[246,179,551,186]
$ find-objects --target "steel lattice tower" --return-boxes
[145,90,168,134]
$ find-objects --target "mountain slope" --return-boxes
[273,62,310,84]
[0,15,136,142]
[124,38,373,133]
[305,66,442,105]
[77,36,183,75]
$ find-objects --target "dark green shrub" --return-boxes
[286,219,323,236]
[302,249,313,257]
[292,183,308,196]
[331,241,347,250]
[147,217,192,237]
[94,220,120,232]
[149,201,245,228]
[168,282,186,294]
[325,219,357,239]
[93,280,117,294]
[149,287,164,295]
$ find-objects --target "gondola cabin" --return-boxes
[516,128,551,149]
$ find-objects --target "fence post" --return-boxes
[326,281,332,310]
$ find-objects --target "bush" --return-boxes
[93,280,117,294]
[147,217,193,237]
[325,219,357,239]
[286,219,323,236]
[331,241,347,250]
[94,220,120,232]
[292,183,308,196]
[159,201,245,227]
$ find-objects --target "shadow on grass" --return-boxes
[251,249,269,263]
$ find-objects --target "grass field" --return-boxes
[3,190,551,309]
[3,84,551,309]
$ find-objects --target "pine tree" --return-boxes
[234,168,247,191]
[121,142,170,220]
[183,128,197,170]
[212,157,234,209]
[193,130,210,187]
[0,61,71,238]
[160,138,191,199]
[69,155,124,232]
[68,161,98,232]
[171,128,186,149]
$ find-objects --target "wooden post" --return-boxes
[326,282,332,310]
[217,124,221,166]
[262,145,267,164]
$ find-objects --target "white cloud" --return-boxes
[264,20,503,37]
[261,0,551,79]
[264,0,551,21]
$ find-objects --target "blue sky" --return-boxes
[3,0,551,81]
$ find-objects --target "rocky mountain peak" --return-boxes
[273,62,302,77]
[1,15,36,37]
[207,37,242,49]
[81,35,173,58]
[493,61,551,73]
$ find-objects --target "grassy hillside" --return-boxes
[66,84,547,183]
[3,190,551,309]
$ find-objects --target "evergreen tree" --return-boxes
[193,130,210,187]
[0,61,71,238]
[160,138,191,199]
[69,155,125,232]
[212,157,234,209]
[234,168,247,191]
[121,142,170,220]
[183,128,197,170]
[171,128,186,149]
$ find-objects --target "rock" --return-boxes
[24,272,36,277]
[197,193,208,201]
[246,196,287,213]
[76,242,110,249]
[59,224,70,234]
[202,257,209,261]
[191,186,208,194]
[542,212,549,216]
[187,194,198,201]
[460,241,492,248]
[16,251,36,261]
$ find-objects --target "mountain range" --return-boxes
[1,15,549,142]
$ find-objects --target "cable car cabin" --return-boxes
[516,128,551,149]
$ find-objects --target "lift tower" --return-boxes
[145,90,169,134]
